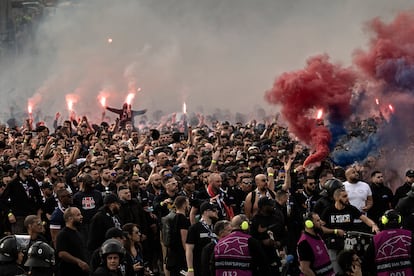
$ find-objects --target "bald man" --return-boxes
[244,174,276,219]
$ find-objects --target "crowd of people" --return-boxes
[0,109,413,276]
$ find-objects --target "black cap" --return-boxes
[200,202,218,213]
[406,169,414,177]
[16,161,31,171]
[103,194,121,205]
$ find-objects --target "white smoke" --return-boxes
[0,0,412,125]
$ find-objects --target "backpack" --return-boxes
[161,211,177,247]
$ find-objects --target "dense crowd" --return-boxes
[0,109,413,276]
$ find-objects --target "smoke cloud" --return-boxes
[1,0,412,125]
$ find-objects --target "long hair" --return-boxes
[122,223,142,256]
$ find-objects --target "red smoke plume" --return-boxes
[265,54,357,167]
[354,11,414,82]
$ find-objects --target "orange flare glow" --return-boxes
[316,109,323,119]
[126,93,135,105]
[65,94,78,112]
[183,102,187,114]
[100,97,106,107]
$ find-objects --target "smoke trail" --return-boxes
[331,134,380,167]
[265,54,356,167]
[352,11,414,174]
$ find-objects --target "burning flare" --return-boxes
[65,94,78,112]
[125,93,135,105]
[316,109,323,119]
[183,102,187,114]
[100,96,106,108]
[27,103,33,115]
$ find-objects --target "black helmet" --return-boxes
[324,178,344,198]
[100,239,126,258]
[24,241,55,268]
[0,235,27,262]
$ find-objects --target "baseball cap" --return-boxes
[200,202,218,213]
[16,161,31,171]
[247,146,259,153]
[103,194,121,205]
[406,169,414,177]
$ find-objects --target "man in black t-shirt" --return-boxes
[321,188,379,274]
[368,170,393,223]
[186,202,218,276]
[56,207,89,276]
[166,196,191,276]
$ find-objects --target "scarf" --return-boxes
[207,185,234,219]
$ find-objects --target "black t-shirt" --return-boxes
[56,227,89,276]
[186,221,214,275]
[175,213,190,243]
[43,196,58,215]
[321,204,362,231]
[0,262,25,276]
[227,186,247,215]
[250,211,286,263]
[72,190,103,223]
[167,213,190,271]
[368,184,393,223]
[321,204,362,250]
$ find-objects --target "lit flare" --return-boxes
[126,93,135,105]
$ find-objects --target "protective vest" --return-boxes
[297,232,335,276]
[214,231,253,276]
[374,228,413,276]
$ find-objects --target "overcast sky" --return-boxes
[0,0,412,122]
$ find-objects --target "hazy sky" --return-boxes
[0,0,412,123]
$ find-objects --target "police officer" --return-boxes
[92,239,127,276]
[24,241,55,276]
[365,210,414,276]
[0,235,26,276]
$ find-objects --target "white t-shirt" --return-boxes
[343,181,372,212]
